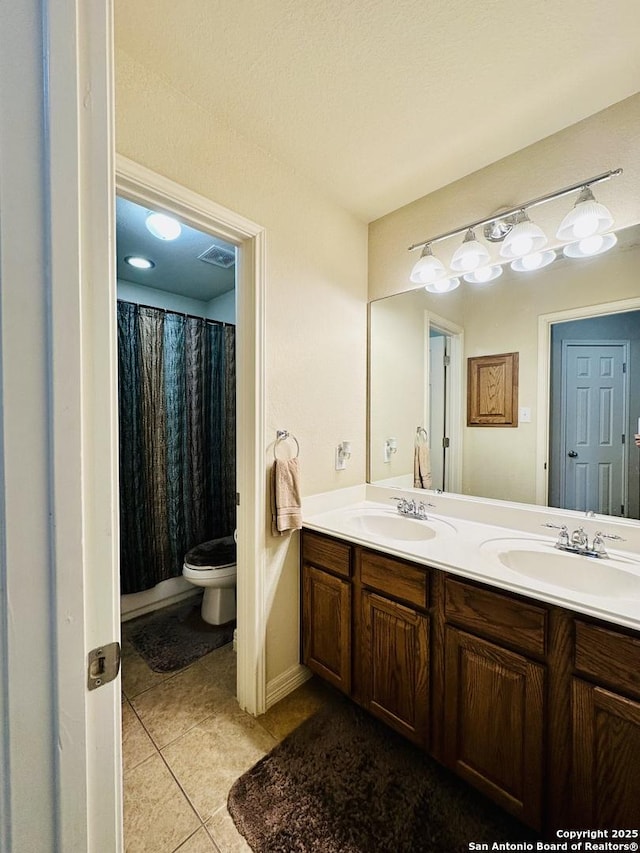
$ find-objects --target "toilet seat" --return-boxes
[183,534,236,571]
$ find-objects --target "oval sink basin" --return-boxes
[481,537,640,598]
[343,509,456,541]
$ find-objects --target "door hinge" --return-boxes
[87,642,120,691]
[621,504,625,515]
[622,434,625,445]
[442,437,450,448]
[623,362,627,373]
[443,355,451,367]
[236,492,240,505]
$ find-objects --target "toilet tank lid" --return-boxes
[184,535,236,568]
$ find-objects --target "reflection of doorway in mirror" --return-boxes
[429,330,449,490]
[426,313,464,494]
[548,311,640,519]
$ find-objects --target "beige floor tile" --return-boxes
[121,637,177,699]
[206,807,252,853]
[198,644,237,697]
[162,696,277,821]
[122,698,156,772]
[174,826,220,853]
[131,660,232,749]
[258,676,336,741]
[123,752,200,853]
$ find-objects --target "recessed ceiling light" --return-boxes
[125,255,155,269]
[145,212,182,241]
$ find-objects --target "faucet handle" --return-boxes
[594,532,626,542]
[542,523,569,546]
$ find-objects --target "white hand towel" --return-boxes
[270,457,302,535]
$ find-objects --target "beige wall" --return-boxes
[115,48,368,683]
[369,95,640,506]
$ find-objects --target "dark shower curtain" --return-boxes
[118,301,236,594]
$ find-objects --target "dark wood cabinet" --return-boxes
[360,589,429,746]
[300,527,640,835]
[443,626,545,829]
[302,563,351,694]
[572,679,640,828]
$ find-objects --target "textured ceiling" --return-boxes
[115,0,640,222]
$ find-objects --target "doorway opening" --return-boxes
[426,313,464,494]
[116,156,268,717]
[116,193,238,657]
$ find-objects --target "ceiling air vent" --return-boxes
[198,244,236,269]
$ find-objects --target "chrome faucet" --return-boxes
[390,496,434,519]
[542,522,625,558]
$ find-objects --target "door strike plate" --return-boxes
[87,642,121,691]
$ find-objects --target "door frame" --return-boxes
[536,297,640,505]
[116,156,267,717]
[424,311,464,493]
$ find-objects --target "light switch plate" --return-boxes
[519,406,532,423]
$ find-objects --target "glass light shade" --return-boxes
[463,265,503,284]
[450,229,490,272]
[563,232,617,258]
[145,212,182,241]
[556,188,613,241]
[125,255,155,269]
[510,250,556,272]
[425,276,460,294]
[410,244,446,284]
[500,211,547,259]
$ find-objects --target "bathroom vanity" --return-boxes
[300,495,640,834]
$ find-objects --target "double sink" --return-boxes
[328,504,640,601]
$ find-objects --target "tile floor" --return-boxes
[121,622,333,853]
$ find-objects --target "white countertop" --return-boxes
[303,488,640,633]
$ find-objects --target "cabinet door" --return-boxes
[572,678,640,828]
[302,564,351,694]
[444,627,545,829]
[360,591,429,747]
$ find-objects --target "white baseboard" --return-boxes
[265,663,312,709]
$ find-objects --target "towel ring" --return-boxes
[416,426,429,442]
[274,430,300,460]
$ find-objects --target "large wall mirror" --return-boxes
[368,222,640,520]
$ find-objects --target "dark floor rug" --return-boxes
[228,694,539,853]
[125,601,235,672]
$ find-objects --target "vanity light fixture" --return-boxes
[424,277,461,293]
[125,255,155,269]
[510,249,556,272]
[556,187,614,241]
[409,244,447,284]
[499,211,547,259]
[335,441,352,471]
[145,212,182,241]
[463,264,503,285]
[450,229,490,272]
[407,168,622,292]
[563,232,618,259]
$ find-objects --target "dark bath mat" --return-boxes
[125,601,235,672]
[228,694,539,853]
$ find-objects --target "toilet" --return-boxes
[182,532,237,625]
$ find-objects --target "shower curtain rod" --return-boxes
[117,298,235,328]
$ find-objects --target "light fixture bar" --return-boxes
[408,168,622,252]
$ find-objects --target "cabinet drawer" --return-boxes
[302,531,351,578]
[360,550,428,609]
[445,577,547,657]
[575,621,640,699]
